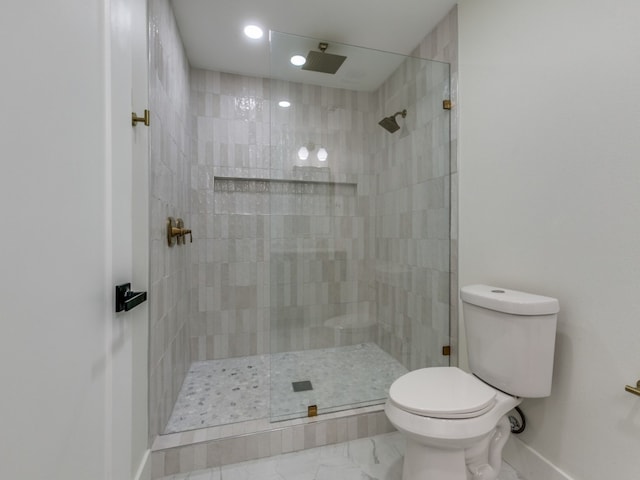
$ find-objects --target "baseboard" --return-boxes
[503,436,575,480]
[133,449,151,480]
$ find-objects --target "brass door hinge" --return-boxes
[443,100,452,110]
[625,380,640,396]
[442,345,451,356]
[308,405,318,417]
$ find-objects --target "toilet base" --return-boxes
[400,416,512,480]
[402,439,468,480]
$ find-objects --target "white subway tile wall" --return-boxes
[190,68,376,361]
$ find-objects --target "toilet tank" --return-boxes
[461,284,559,398]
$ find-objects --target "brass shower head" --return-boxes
[301,42,347,74]
[378,109,407,133]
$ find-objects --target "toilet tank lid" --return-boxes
[461,284,559,315]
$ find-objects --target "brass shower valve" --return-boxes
[167,217,193,246]
[173,227,192,244]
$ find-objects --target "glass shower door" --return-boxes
[268,31,451,422]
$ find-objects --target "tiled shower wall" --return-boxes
[189,72,375,361]
[268,79,375,354]
[188,71,271,361]
[148,0,194,440]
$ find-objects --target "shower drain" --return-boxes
[292,380,313,392]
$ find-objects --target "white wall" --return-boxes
[0,1,148,478]
[457,1,640,479]
[0,1,109,477]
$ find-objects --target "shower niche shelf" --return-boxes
[213,175,357,196]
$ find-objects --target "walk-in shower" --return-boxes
[152,29,451,437]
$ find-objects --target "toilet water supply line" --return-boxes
[509,406,526,434]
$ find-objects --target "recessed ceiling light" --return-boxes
[290,55,306,66]
[243,25,263,40]
[278,100,291,108]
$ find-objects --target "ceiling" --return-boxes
[171,0,457,91]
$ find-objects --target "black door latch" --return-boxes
[115,283,147,312]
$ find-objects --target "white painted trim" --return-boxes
[133,449,151,480]
[103,0,115,477]
[504,437,575,480]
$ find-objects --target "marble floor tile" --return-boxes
[157,432,526,480]
[165,343,407,433]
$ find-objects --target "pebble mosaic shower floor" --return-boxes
[165,343,408,434]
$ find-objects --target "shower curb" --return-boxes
[150,406,395,478]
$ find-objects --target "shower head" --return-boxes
[301,42,347,74]
[378,109,407,133]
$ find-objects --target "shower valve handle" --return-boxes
[167,217,193,246]
[170,227,192,242]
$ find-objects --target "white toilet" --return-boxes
[385,284,559,480]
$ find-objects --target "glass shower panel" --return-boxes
[268,31,450,422]
[374,58,452,373]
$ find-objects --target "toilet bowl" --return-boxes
[385,367,520,480]
[385,285,559,480]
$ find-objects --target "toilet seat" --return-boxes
[389,367,497,419]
